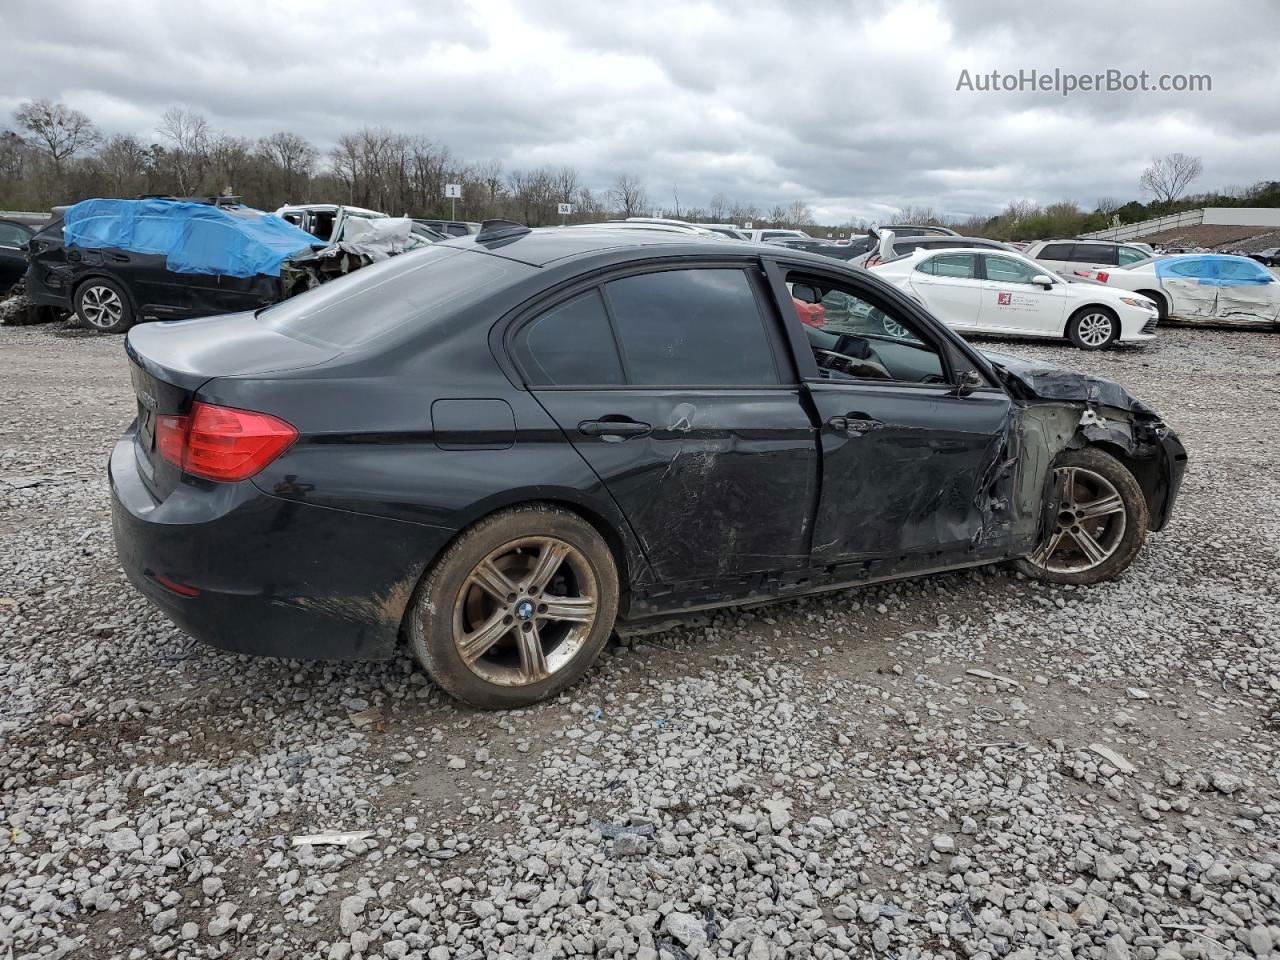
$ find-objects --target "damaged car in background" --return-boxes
[1082,253,1280,328]
[110,222,1187,708]
[24,197,436,333]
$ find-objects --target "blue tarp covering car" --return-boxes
[1153,254,1276,286]
[62,198,322,278]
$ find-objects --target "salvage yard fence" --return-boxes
[1078,209,1204,241]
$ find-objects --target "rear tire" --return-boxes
[1014,447,1148,585]
[1066,305,1118,350]
[408,505,619,709]
[74,278,134,334]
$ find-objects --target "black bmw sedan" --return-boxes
[111,221,1187,708]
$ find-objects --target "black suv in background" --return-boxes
[0,218,36,295]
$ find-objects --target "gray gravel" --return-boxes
[1,323,1278,960]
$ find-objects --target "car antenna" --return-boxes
[476,219,531,243]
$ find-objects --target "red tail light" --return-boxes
[156,402,297,482]
[864,255,882,268]
[1095,271,1110,283]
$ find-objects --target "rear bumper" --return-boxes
[109,428,455,660]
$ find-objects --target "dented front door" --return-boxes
[532,388,818,582]
[806,379,1015,570]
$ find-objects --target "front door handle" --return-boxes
[578,418,652,441]
[827,415,883,435]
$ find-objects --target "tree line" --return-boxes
[0,99,818,229]
[2,101,1275,239]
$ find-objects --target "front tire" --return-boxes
[1014,447,1148,585]
[74,278,134,334]
[408,506,619,708]
[1066,305,1118,350]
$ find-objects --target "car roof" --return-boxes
[435,225,841,269]
[277,204,386,216]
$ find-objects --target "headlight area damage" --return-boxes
[279,217,435,297]
[987,351,1188,538]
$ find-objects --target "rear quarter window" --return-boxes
[259,245,514,349]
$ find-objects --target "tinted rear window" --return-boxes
[1072,244,1118,266]
[516,290,624,386]
[1038,243,1074,260]
[604,268,779,385]
[258,246,512,349]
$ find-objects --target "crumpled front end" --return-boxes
[278,217,431,296]
[986,351,1188,534]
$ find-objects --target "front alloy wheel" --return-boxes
[1067,307,1117,350]
[1015,447,1149,584]
[409,506,619,708]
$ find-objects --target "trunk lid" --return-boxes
[125,312,340,499]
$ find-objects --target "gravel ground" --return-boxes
[1,323,1277,960]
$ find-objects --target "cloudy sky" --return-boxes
[2,0,1277,224]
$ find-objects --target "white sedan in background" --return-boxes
[870,246,1159,349]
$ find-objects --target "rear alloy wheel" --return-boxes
[74,279,135,334]
[1066,306,1118,350]
[1014,448,1148,585]
[409,506,619,708]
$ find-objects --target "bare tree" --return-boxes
[157,108,211,195]
[553,166,580,203]
[767,204,786,227]
[475,159,505,207]
[1095,197,1120,215]
[257,131,317,203]
[707,192,728,222]
[1139,152,1203,204]
[786,200,815,229]
[14,98,100,175]
[609,174,647,218]
[95,134,149,196]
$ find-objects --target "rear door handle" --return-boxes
[578,418,652,441]
[827,415,883,435]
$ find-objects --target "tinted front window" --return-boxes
[604,269,778,385]
[1118,246,1147,266]
[984,255,1042,284]
[517,290,623,386]
[1038,243,1074,260]
[259,245,513,349]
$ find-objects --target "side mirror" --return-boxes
[952,369,983,397]
[1032,273,1055,288]
[791,283,819,303]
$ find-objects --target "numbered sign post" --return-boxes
[444,183,462,219]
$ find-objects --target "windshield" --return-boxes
[260,245,514,349]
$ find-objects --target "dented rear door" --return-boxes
[515,266,819,584]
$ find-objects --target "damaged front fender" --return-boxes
[988,351,1188,537]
